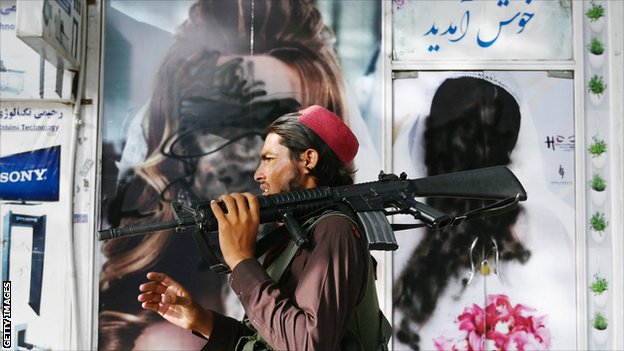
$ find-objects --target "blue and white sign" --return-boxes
[0,145,60,201]
[393,0,573,61]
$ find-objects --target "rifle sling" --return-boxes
[392,195,520,231]
[255,225,290,259]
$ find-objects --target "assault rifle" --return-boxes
[98,166,527,274]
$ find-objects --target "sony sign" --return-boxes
[0,146,60,202]
[0,169,48,184]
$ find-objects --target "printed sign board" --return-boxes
[0,145,60,202]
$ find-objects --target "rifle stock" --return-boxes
[406,166,527,200]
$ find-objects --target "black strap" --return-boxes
[391,195,521,232]
[254,225,290,259]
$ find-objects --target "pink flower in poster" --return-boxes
[434,294,551,351]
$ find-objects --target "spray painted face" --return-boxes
[193,130,264,199]
[167,53,303,199]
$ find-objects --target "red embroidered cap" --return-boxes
[298,105,359,164]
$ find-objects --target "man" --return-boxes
[138,105,390,350]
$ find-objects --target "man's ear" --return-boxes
[301,149,319,172]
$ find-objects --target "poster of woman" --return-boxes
[98,1,381,349]
[392,71,576,351]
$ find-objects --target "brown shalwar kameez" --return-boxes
[199,215,368,350]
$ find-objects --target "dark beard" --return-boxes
[286,167,303,192]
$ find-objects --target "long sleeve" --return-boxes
[229,216,367,350]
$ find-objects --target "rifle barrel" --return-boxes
[97,217,197,240]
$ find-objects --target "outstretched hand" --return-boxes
[138,272,213,338]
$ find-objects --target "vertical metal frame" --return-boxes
[87,0,105,349]
[571,2,588,348]
[380,0,395,325]
[606,1,624,348]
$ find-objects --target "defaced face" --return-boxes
[193,129,264,199]
[185,54,303,199]
[254,132,313,195]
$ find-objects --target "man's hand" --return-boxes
[138,272,214,338]
[211,192,260,269]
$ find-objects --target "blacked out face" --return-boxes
[193,131,264,199]
[167,53,303,200]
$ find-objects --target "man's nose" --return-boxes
[254,166,263,183]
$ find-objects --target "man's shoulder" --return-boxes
[311,210,357,227]
[309,210,360,239]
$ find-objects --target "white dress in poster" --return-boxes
[392,71,575,351]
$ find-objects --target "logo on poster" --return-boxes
[545,135,574,152]
[0,145,60,201]
[0,168,48,184]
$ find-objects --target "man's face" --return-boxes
[254,133,307,195]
